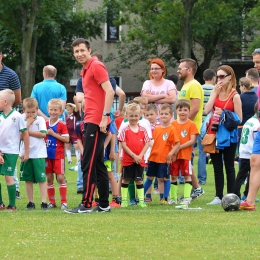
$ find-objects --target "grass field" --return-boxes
[1,156,260,260]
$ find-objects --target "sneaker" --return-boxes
[93,205,111,213]
[179,198,192,205]
[68,161,72,164]
[41,202,48,210]
[109,199,120,208]
[77,188,83,194]
[153,188,159,195]
[0,202,6,210]
[168,199,177,205]
[6,205,17,211]
[239,200,256,211]
[92,201,99,207]
[61,203,68,210]
[145,197,152,203]
[26,202,36,210]
[129,199,136,206]
[207,196,222,205]
[138,201,147,208]
[120,201,128,208]
[47,203,57,209]
[135,197,139,204]
[178,195,184,202]
[16,191,21,200]
[160,199,168,205]
[116,196,122,205]
[191,188,205,200]
[64,204,93,214]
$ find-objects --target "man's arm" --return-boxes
[61,100,66,113]
[13,89,22,107]
[37,109,49,121]
[189,98,200,120]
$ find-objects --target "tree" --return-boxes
[0,0,105,98]
[104,0,256,83]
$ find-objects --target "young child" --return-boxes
[65,103,80,167]
[0,89,29,211]
[19,98,48,210]
[45,99,69,210]
[235,101,260,200]
[144,104,160,202]
[118,102,150,207]
[169,100,199,205]
[144,104,180,205]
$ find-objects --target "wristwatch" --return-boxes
[102,112,110,116]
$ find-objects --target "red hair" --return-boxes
[148,58,166,80]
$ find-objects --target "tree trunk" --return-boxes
[181,0,198,58]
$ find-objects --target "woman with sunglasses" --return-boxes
[204,65,242,205]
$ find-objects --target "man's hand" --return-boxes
[99,116,108,133]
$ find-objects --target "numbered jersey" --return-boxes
[239,116,260,159]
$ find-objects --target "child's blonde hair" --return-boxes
[23,98,38,110]
[126,103,140,114]
[65,103,75,110]
[133,96,148,108]
[160,103,173,115]
[48,98,62,110]
[0,89,15,106]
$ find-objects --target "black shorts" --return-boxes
[122,163,144,181]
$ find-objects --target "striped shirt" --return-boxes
[202,84,214,119]
[0,63,21,91]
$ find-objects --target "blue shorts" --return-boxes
[146,161,169,179]
[252,130,260,154]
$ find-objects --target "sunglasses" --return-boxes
[216,74,230,80]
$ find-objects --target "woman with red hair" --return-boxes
[141,58,177,112]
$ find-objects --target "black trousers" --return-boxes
[210,142,237,199]
[81,123,109,208]
[234,158,250,199]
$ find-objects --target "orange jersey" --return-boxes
[149,125,179,163]
[171,119,199,160]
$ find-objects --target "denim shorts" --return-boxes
[146,161,169,179]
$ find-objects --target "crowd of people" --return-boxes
[0,39,260,212]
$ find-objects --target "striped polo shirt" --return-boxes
[202,84,214,119]
[0,63,21,91]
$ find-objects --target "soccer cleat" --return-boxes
[129,199,136,206]
[145,197,152,203]
[64,204,93,214]
[26,202,36,210]
[47,203,57,209]
[68,161,72,164]
[93,205,111,213]
[0,202,6,210]
[116,196,122,205]
[160,199,168,205]
[92,201,99,207]
[109,199,121,208]
[239,200,256,211]
[167,199,177,205]
[77,188,83,194]
[16,191,21,200]
[61,203,68,210]
[153,188,160,195]
[41,202,48,210]
[191,188,205,200]
[207,196,221,205]
[6,205,17,211]
[179,198,192,205]
[120,201,129,208]
[138,201,147,208]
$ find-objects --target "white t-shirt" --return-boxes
[239,116,260,159]
[0,109,27,154]
[20,115,48,158]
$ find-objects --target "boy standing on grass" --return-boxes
[169,100,198,205]
[118,103,150,208]
[0,89,29,211]
[144,104,180,205]
[20,98,48,210]
[45,99,69,210]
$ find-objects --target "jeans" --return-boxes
[77,160,83,189]
[210,142,237,199]
[197,134,207,184]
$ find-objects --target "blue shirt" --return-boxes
[0,63,21,91]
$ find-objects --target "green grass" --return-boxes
[1,157,260,260]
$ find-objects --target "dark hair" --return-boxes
[176,99,190,110]
[166,74,178,85]
[92,52,103,62]
[146,103,158,113]
[246,68,259,82]
[203,69,216,81]
[180,58,197,74]
[160,103,173,115]
[71,38,90,49]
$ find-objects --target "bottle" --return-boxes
[211,112,220,132]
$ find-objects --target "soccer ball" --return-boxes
[221,193,240,211]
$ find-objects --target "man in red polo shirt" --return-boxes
[65,38,114,214]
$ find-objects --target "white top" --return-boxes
[239,116,260,159]
[0,109,27,154]
[20,115,48,158]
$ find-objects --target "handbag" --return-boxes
[201,133,219,154]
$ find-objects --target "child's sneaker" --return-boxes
[0,202,6,210]
[145,197,152,203]
[138,201,147,208]
[6,205,17,211]
[26,202,36,210]
[160,199,168,205]
[16,191,21,199]
[168,199,177,205]
[121,201,129,208]
[93,205,111,213]
[47,203,57,209]
[179,198,191,205]
[129,199,136,206]
[191,188,204,200]
[92,201,99,207]
[239,200,256,211]
[109,199,120,208]
[41,202,48,210]
[61,203,68,210]
[116,196,122,205]
[153,188,159,195]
